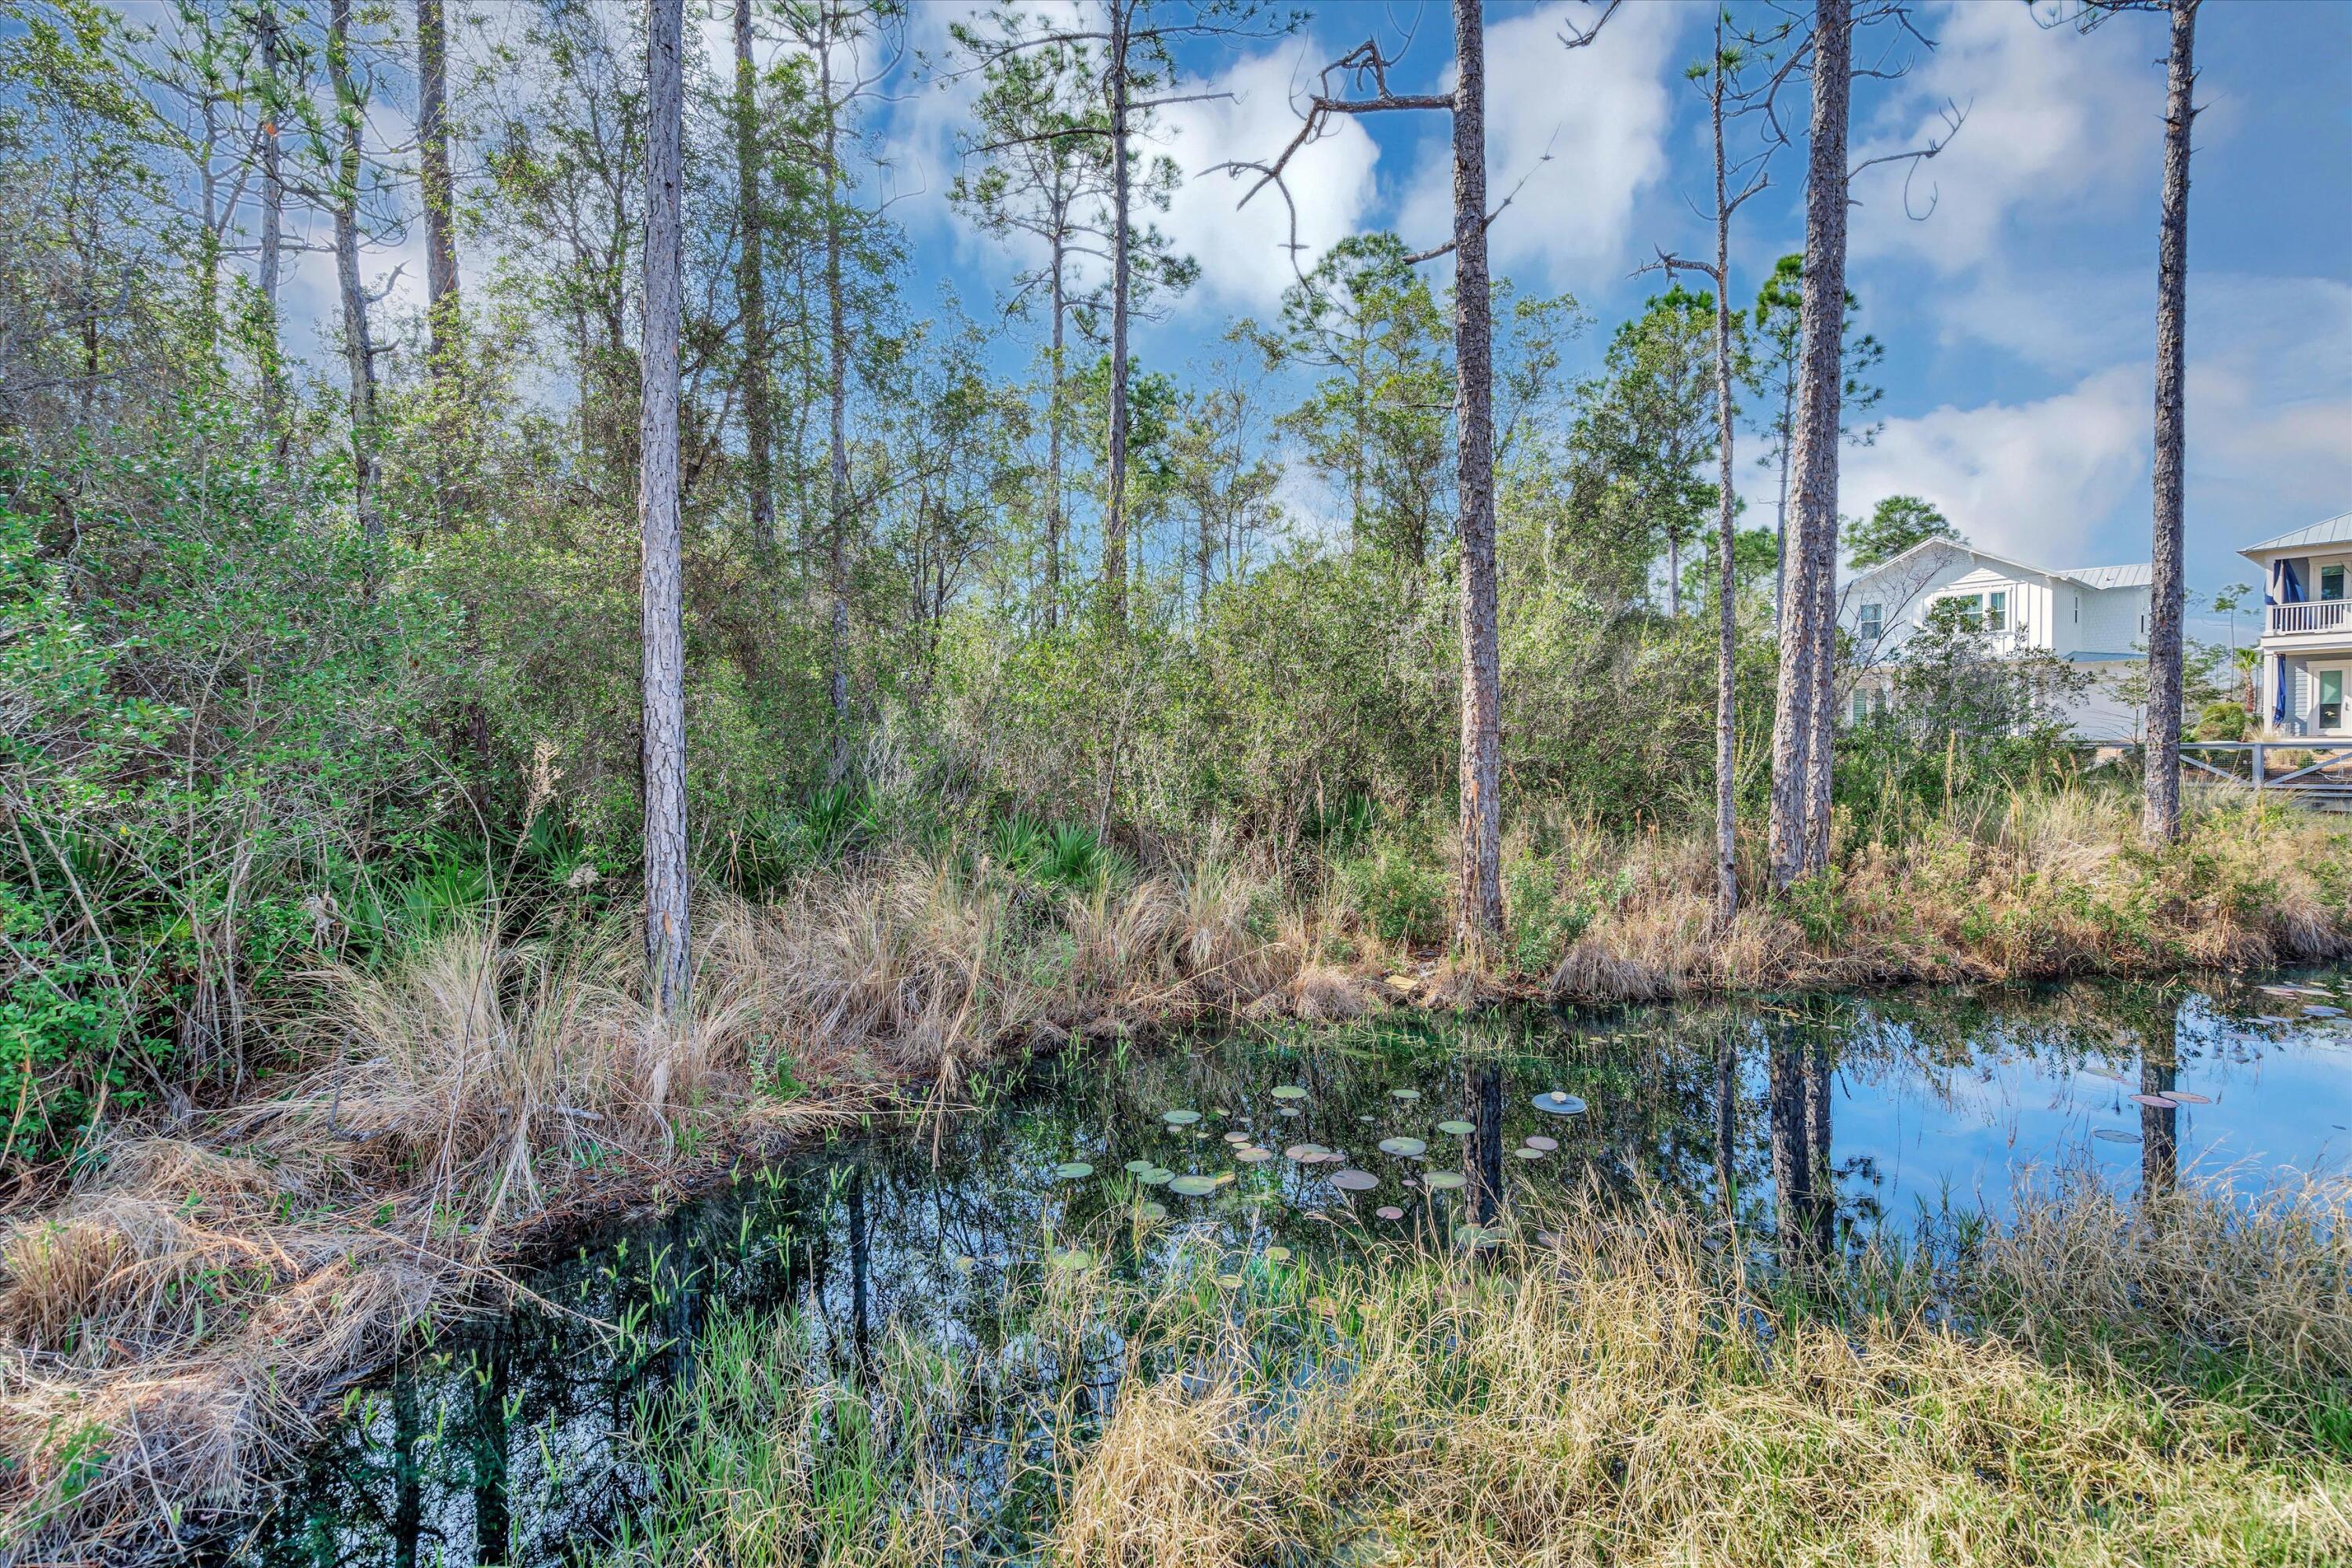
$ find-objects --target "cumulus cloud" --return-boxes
[1840,365,2151,564]
[1394,2,1685,284]
[1850,1,2158,272]
[1834,270,2350,577]
[1152,45,1381,312]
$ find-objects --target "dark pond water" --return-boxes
[206,969,2352,1566]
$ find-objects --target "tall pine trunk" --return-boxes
[640,0,691,1014]
[1450,0,1504,954]
[1707,13,1740,930]
[1766,0,1851,889]
[255,0,285,430]
[823,41,852,779]
[1045,235,1065,630]
[1102,2,1132,623]
[734,0,775,555]
[328,0,382,542]
[2144,0,2198,843]
[418,0,457,365]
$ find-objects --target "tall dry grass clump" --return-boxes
[601,1178,2352,1568]
[1537,792,2351,1001]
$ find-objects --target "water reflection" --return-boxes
[206,969,2351,1566]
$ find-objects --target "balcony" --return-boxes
[2267,600,2352,639]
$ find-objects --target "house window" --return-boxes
[2324,669,2344,731]
[1857,603,1882,639]
[2323,564,2346,602]
[2073,594,2079,623]
[1987,590,2008,632]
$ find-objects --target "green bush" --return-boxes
[1336,843,1447,947]
[2196,700,2252,742]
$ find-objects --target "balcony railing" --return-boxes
[2268,600,2352,637]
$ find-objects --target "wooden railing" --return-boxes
[2267,601,2352,636]
[2183,739,2352,803]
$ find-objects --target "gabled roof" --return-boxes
[1845,536,2149,593]
[2059,563,2152,590]
[2240,513,2352,558]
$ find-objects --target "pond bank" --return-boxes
[2,797,2348,1559]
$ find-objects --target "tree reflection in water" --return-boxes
[202,973,2345,1566]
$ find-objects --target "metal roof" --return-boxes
[2242,513,2352,556]
[2056,563,2152,590]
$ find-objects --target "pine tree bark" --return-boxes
[1045,232,1065,630]
[328,0,383,542]
[734,0,775,556]
[417,0,458,357]
[1102,1,1133,623]
[1766,0,1851,889]
[2144,0,2198,844]
[1450,0,1504,955]
[254,0,286,430]
[640,0,691,1014]
[822,37,852,780]
[1707,15,1740,930]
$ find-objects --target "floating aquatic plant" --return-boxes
[1163,1109,1202,1126]
[1531,1092,1587,1116]
[1330,1170,1378,1192]
[1377,1137,1427,1158]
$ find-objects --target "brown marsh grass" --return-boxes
[601,1176,2352,1568]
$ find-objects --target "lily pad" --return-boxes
[1284,1143,1334,1163]
[1278,1105,1303,1117]
[1271,1084,1308,1101]
[1377,1136,1428,1157]
[2255,1014,2293,1025]
[1436,1120,1475,1137]
[1223,1131,1251,1144]
[1168,1174,1221,1197]
[1124,1159,1158,1175]
[1140,1201,1167,1221]
[953,1254,977,1273]
[2091,1127,2141,1143]
[1050,1247,1092,1269]
[1374,1205,1405,1220]
[1422,1171,1467,1192]
[2158,1089,2212,1105]
[1137,1167,1174,1186]
[1330,1169,1379,1192]
[1524,1134,1559,1152]
[2307,1005,2344,1018]
[1390,1087,1422,1102]
[1234,1145,1273,1163]
[1512,1146,1546,1160]
[1531,1091,1588,1116]
[1217,1272,1244,1288]
[1265,1246,1291,1264]
[2130,1093,2175,1109]
[1163,1109,1203,1126]
[1053,1162,1094,1180]
[1455,1225,1502,1249]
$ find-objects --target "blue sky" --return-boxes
[872,0,2352,624]
[186,0,2352,626]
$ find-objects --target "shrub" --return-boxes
[1335,843,1446,948]
[2196,700,2252,742]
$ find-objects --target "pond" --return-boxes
[206,969,2352,1566]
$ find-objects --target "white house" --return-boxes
[1835,539,2153,740]
[2242,513,2352,738]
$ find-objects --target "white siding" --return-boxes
[2077,586,2150,655]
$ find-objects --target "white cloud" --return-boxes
[1841,365,2150,564]
[1152,45,1381,311]
[1395,2,1684,284]
[1836,272,2351,578]
[1851,1,2158,272]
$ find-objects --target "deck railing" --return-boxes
[2267,600,2352,636]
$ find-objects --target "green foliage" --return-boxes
[1336,841,1446,947]
[1848,494,1959,568]
[2197,700,2252,742]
